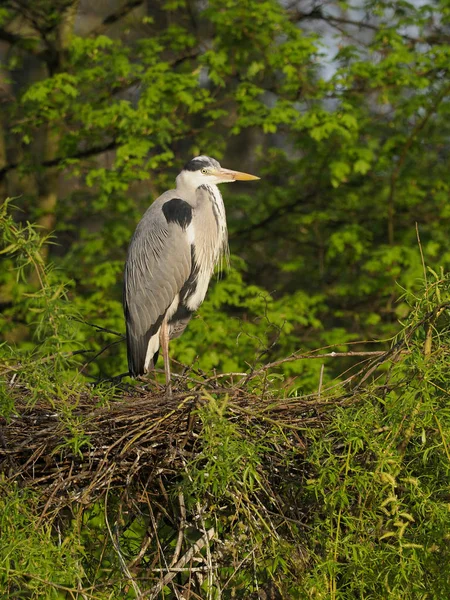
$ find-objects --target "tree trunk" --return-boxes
[35,1,79,263]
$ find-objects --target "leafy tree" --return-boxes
[1,0,450,381]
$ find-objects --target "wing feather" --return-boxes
[124,199,192,377]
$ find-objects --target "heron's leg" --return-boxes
[160,319,172,396]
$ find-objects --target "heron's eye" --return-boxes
[201,168,208,174]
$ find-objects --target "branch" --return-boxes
[233,154,332,239]
[256,350,390,372]
[88,0,145,38]
[289,8,380,33]
[289,7,450,46]
[0,27,22,45]
[169,492,187,567]
[73,318,123,337]
[233,189,319,239]
[0,25,48,62]
[0,140,118,181]
[145,528,216,600]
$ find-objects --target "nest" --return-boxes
[0,354,402,598]
[0,370,338,514]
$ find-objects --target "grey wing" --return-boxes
[123,202,192,377]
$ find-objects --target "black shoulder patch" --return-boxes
[162,198,193,229]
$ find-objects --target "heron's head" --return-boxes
[177,155,259,189]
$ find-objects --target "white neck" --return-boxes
[176,171,209,198]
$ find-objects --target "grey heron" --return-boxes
[123,155,259,389]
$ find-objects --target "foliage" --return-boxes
[0,483,83,599]
[0,200,81,356]
[1,0,450,381]
[1,224,450,596]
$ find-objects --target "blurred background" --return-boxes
[1,0,449,386]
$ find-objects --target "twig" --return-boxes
[79,339,123,374]
[88,0,145,37]
[170,492,187,567]
[318,364,325,398]
[248,350,390,381]
[150,566,217,573]
[416,223,428,296]
[0,141,118,182]
[196,502,215,600]
[144,528,216,600]
[104,481,143,599]
[146,498,182,600]
[73,318,124,337]
[128,524,156,570]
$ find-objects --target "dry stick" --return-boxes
[250,350,389,377]
[104,480,143,599]
[170,492,187,567]
[144,528,216,600]
[119,395,196,456]
[79,338,122,374]
[222,545,260,591]
[152,347,390,390]
[38,476,70,524]
[146,498,182,600]
[196,502,215,600]
[72,318,124,338]
[150,567,217,573]
[350,335,415,390]
[128,526,157,570]
[416,223,428,296]
[318,364,325,398]
[238,350,397,395]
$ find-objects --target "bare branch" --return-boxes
[0,140,118,181]
[170,492,187,567]
[145,527,216,600]
[233,189,319,239]
[88,0,145,38]
[289,7,450,45]
[0,27,23,45]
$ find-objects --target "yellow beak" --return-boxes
[217,167,260,181]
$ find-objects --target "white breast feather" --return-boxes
[204,184,228,264]
[185,267,213,311]
[184,184,229,311]
[186,222,195,245]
